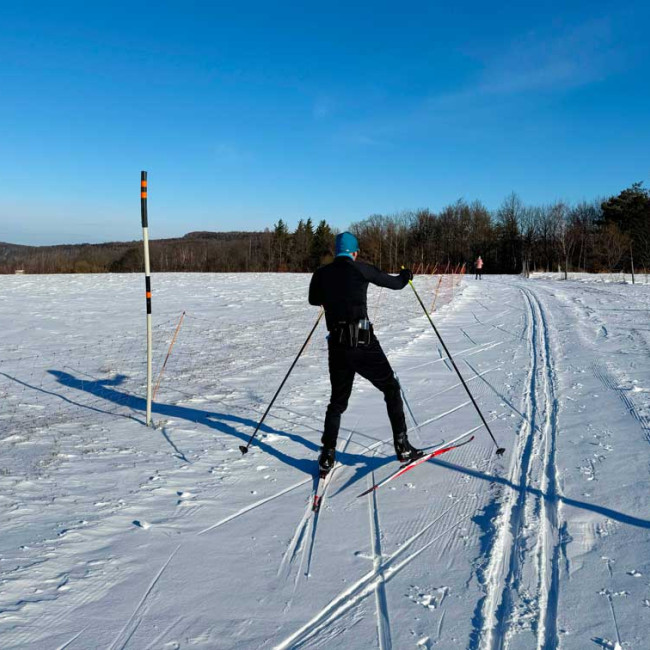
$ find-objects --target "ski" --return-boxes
[312,433,353,513]
[357,433,475,498]
[312,466,335,512]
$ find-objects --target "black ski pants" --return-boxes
[322,337,407,449]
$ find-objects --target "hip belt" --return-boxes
[330,318,373,348]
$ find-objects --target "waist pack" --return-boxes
[331,318,373,348]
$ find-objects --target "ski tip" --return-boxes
[239,445,249,455]
[496,447,506,456]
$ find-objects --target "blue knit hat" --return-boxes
[335,232,360,257]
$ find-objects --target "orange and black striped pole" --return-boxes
[141,171,153,426]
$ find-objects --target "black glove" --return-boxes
[399,268,413,283]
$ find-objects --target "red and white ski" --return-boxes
[312,464,338,512]
[357,432,474,498]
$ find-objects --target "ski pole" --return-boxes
[405,271,505,455]
[395,371,419,429]
[239,309,324,455]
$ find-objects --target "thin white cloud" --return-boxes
[480,18,619,93]
[214,143,250,165]
[330,15,636,147]
[313,97,333,120]
[435,17,622,107]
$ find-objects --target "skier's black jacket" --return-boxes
[308,256,409,331]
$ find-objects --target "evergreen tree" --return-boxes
[291,218,314,271]
[601,182,650,267]
[272,219,290,271]
[309,220,334,270]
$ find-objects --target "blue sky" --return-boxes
[1,1,649,245]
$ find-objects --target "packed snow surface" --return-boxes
[1,272,649,649]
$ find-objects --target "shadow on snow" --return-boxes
[45,369,392,477]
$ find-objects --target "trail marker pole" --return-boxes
[141,171,153,426]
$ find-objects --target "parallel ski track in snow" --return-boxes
[108,544,182,650]
[592,362,650,445]
[55,626,89,650]
[275,422,495,647]
[279,426,364,591]
[303,429,356,581]
[473,284,562,650]
[367,473,393,650]
[197,477,313,536]
[528,287,561,650]
[273,499,476,650]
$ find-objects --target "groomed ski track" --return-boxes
[472,285,562,650]
[2,273,650,649]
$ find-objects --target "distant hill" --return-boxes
[182,231,263,241]
[0,241,34,260]
[0,232,271,274]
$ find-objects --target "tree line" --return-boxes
[351,183,650,276]
[1,183,648,275]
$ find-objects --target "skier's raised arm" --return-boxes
[356,262,412,290]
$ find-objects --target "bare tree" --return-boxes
[594,223,630,273]
[550,202,579,280]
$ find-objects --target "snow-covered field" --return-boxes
[531,271,650,286]
[1,272,649,649]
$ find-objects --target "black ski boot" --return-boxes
[394,433,424,463]
[318,446,336,473]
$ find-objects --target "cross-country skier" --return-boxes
[308,232,424,472]
[475,255,484,280]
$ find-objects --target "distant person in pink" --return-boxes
[475,256,484,280]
